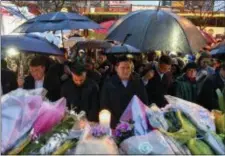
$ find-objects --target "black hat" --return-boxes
[183,62,198,72]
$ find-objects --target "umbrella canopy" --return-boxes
[106,10,206,54]
[74,40,113,49]
[95,20,116,34]
[13,12,101,33]
[1,35,63,55]
[200,30,216,45]
[210,44,225,56]
[105,44,141,54]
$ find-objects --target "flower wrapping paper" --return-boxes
[1,94,42,153]
[120,95,153,136]
[31,97,67,138]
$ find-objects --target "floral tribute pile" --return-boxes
[1,89,225,155]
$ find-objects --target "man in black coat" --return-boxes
[20,56,47,90]
[61,64,99,122]
[144,55,173,107]
[44,55,72,101]
[198,63,225,110]
[100,56,148,128]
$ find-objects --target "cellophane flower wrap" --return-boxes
[119,129,176,155]
[164,95,215,132]
[1,92,42,153]
[31,97,67,138]
[120,95,153,136]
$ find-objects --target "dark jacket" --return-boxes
[87,70,101,84]
[98,60,112,78]
[61,78,99,122]
[100,75,148,128]
[44,63,70,101]
[1,69,18,94]
[23,75,47,90]
[145,65,172,107]
[198,72,225,110]
[171,74,197,103]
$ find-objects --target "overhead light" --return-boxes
[6,48,19,57]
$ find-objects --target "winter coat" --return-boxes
[172,74,198,103]
[198,72,225,110]
[145,65,172,107]
[61,78,99,122]
[100,74,148,128]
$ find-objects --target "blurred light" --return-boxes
[7,48,19,57]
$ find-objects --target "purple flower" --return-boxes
[91,125,107,138]
[114,122,133,138]
[116,123,132,132]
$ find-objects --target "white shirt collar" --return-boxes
[156,65,164,79]
[35,77,44,89]
[121,80,128,87]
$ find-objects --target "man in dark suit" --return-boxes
[61,63,99,122]
[144,55,173,107]
[44,54,72,101]
[19,56,47,89]
[100,56,148,128]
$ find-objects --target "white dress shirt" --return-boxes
[35,78,44,89]
[121,80,128,87]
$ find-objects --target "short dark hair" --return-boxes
[30,56,46,67]
[115,55,130,66]
[70,63,86,76]
[159,55,172,65]
[183,62,198,72]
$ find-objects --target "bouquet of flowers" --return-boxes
[114,122,134,145]
[91,125,108,138]
[19,110,86,155]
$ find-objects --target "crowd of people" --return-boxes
[1,44,225,128]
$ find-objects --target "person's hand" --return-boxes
[145,70,155,80]
[17,77,24,88]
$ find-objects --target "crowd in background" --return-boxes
[1,36,225,128]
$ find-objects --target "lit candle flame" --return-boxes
[99,109,111,128]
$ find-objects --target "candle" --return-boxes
[99,109,111,128]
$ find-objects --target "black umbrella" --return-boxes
[13,12,101,48]
[1,35,63,55]
[106,10,206,54]
[75,40,113,49]
[13,12,101,33]
[105,44,141,54]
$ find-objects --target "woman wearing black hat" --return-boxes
[171,62,198,102]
